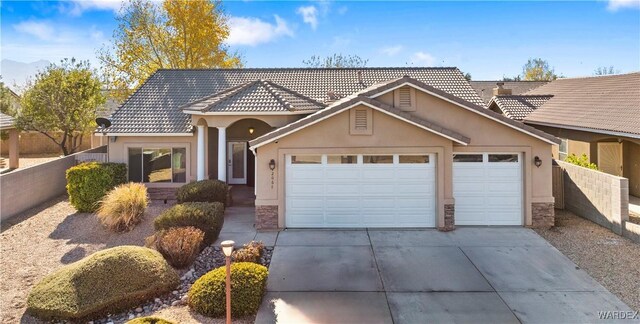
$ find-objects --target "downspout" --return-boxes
[250,146,257,196]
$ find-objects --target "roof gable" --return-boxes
[249,96,471,149]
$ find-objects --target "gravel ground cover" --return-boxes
[535,209,640,312]
[1,196,267,324]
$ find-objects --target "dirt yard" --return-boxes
[0,154,61,170]
[0,196,170,323]
[535,209,640,312]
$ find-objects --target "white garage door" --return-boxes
[286,154,436,228]
[453,153,523,225]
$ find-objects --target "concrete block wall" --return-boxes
[557,160,629,235]
[0,146,107,222]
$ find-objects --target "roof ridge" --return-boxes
[262,80,327,107]
[260,79,294,111]
[156,67,461,72]
[181,81,257,110]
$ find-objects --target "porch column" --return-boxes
[8,129,19,169]
[217,126,227,182]
[197,125,206,181]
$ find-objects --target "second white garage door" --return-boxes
[453,153,523,225]
[286,154,436,228]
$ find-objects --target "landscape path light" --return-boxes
[221,240,235,324]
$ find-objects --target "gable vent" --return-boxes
[355,109,368,130]
[399,87,412,108]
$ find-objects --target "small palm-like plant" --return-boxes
[155,226,204,268]
[97,182,148,232]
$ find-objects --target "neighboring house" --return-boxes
[0,112,19,169]
[470,80,548,105]
[489,72,640,198]
[98,68,559,231]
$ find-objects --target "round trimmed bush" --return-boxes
[176,180,229,206]
[97,182,149,232]
[66,162,127,212]
[126,316,176,324]
[26,246,180,321]
[154,202,225,245]
[188,262,268,317]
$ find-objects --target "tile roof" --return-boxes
[524,72,640,138]
[250,76,560,147]
[182,79,325,113]
[0,112,15,130]
[105,68,484,134]
[470,81,548,104]
[489,95,553,121]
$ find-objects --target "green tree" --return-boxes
[463,72,472,81]
[521,58,558,81]
[0,80,18,116]
[98,0,242,101]
[594,66,619,75]
[16,59,105,155]
[303,54,368,68]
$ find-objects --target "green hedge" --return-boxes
[188,262,268,317]
[26,246,179,321]
[154,202,225,245]
[126,316,176,324]
[176,180,229,206]
[66,162,127,212]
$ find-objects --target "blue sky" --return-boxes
[1,0,639,86]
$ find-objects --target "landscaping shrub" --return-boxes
[97,183,148,232]
[176,180,229,206]
[66,162,127,212]
[232,241,265,263]
[565,153,598,170]
[154,202,224,245]
[126,316,176,324]
[26,246,179,321]
[155,226,204,268]
[188,262,268,317]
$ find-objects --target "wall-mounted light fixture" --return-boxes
[534,156,542,168]
[248,127,255,135]
[269,159,276,171]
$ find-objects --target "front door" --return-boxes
[598,142,623,176]
[228,142,247,184]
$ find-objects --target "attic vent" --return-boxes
[355,109,368,130]
[399,87,412,108]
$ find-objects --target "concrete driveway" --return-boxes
[255,228,635,324]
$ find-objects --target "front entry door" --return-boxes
[228,142,247,184]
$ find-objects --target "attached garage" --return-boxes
[453,153,523,225]
[285,154,436,228]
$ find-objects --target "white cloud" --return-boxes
[227,15,293,46]
[381,45,404,56]
[411,51,436,66]
[13,20,55,41]
[61,0,124,16]
[337,6,348,15]
[607,0,640,11]
[297,5,319,30]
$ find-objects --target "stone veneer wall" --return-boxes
[256,205,278,230]
[531,202,555,228]
[556,160,629,235]
[439,204,455,232]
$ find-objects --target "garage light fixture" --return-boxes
[534,156,542,168]
[269,159,276,170]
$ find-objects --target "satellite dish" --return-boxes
[96,117,111,128]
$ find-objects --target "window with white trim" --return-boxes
[128,147,187,183]
[559,138,568,160]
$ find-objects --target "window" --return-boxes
[453,154,483,163]
[291,155,322,164]
[399,155,429,163]
[363,155,393,164]
[488,154,518,163]
[559,138,568,160]
[327,155,357,164]
[128,147,187,183]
